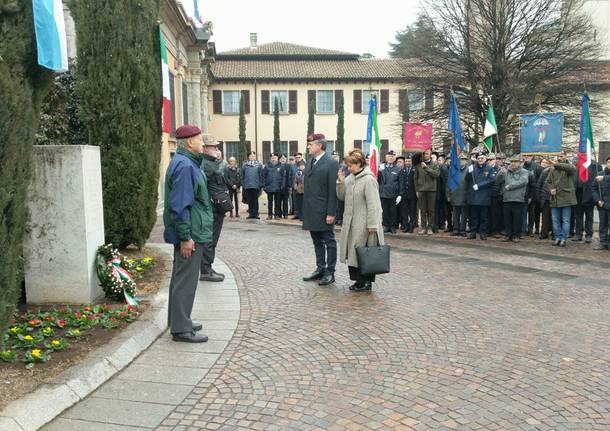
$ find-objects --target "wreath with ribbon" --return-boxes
[95,244,139,305]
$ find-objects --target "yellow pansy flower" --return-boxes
[23,335,33,341]
[31,349,42,358]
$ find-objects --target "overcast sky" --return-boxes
[180,0,421,58]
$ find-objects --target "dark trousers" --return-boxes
[418,191,436,230]
[399,199,417,231]
[540,201,552,238]
[229,188,240,216]
[294,193,304,219]
[244,188,259,218]
[200,211,224,275]
[337,199,345,222]
[279,191,289,217]
[445,200,453,231]
[267,192,281,217]
[490,196,504,235]
[168,243,204,334]
[381,197,397,229]
[470,205,489,236]
[599,207,610,245]
[528,200,540,234]
[574,204,594,238]
[504,202,524,239]
[452,205,467,234]
[310,230,337,275]
[348,265,375,283]
[434,195,446,230]
[289,191,294,215]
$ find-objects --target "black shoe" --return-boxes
[585,236,592,244]
[383,227,391,233]
[480,234,487,240]
[349,282,364,291]
[172,331,208,343]
[502,236,511,242]
[571,236,582,242]
[432,228,439,234]
[559,240,566,247]
[200,272,224,282]
[303,271,324,282]
[468,233,476,239]
[353,282,372,291]
[192,322,202,332]
[401,227,409,233]
[318,274,335,286]
[211,269,225,280]
[246,216,255,219]
[390,228,396,234]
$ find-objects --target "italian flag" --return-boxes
[482,100,497,152]
[160,29,171,134]
[577,93,594,182]
[366,97,381,177]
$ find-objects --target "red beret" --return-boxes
[175,124,201,139]
[307,133,325,142]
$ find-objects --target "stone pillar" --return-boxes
[200,64,210,134]
[24,146,105,304]
[187,55,202,128]
[63,1,77,60]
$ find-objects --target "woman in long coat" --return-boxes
[336,150,384,291]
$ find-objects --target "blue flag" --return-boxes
[32,0,69,72]
[448,95,465,192]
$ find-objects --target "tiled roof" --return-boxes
[211,58,436,82]
[217,42,358,59]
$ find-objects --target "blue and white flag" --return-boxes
[32,0,69,72]
[448,95,465,192]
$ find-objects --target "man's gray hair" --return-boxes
[316,139,327,151]
[176,138,188,148]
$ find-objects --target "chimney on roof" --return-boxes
[250,33,257,49]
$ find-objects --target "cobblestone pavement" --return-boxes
[148,220,610,431]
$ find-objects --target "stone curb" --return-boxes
[0,243,174,431]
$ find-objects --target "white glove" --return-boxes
[468,165,474,173]
[473,184,479,191]
[395,196,402,205]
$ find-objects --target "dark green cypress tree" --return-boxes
[0,2,53,337]
[273,98,281,154]
[400,90,411,154]
[336,93,345,158]
[238,95,247,164]
[70,0,162,248]
[307,99,315,136]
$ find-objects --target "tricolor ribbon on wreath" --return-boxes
[107,257,139,306]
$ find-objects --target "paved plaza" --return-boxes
[46,222,609,430]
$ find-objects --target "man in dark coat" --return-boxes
[223,157,241,218]
[199,134,229,283]
[302,133,339,286]
[398,154,418,232]
[262,153,285,220]
[573,161,601,243]
[466,153,494,239]
[434,154,449,232]
[447,153,470,236]
[536,158,553,239]
[592,156,610,250]
[242,151,263,219]
[378,150,401,233]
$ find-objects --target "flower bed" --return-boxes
[1,304,140,368]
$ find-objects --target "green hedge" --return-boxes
[70,0,162,248]
[0,3,53,338]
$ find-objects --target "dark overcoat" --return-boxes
[302,153,339,231]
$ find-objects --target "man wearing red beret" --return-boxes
[302,133,339,286]
[163,124,211,343]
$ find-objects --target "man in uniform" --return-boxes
[378,150,402,233]
[199,135,229,282]
[302,133,339,286]
[414,149,440,234]
[466,152,494,239]
[164,125,211,343]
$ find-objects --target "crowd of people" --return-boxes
[225,145,610,251]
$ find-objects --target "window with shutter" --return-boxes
[289,140,298,156]
[241,90,250,114]
[334,90,343,113]
[262,141,271,162]
[222,90,240,114]
[362,90,380,114]
[316,90,334,114]
[261,90,270,114]
[408,89,424,112]
[380,139,389,155]
[308,90,316,113]
[182,81,189,123]
[212,89,222,115]
[169,73,177,136]
[354,139,362,149]
[270,91,289,114]
[218,142,225,159]
[380,89,389,113]
[425,89,434,112]
[353,90,362,114]
[246,141,251,155]
[289,90,298,114]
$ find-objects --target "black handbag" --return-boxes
[356,232,390,276]
[212,190,234,213]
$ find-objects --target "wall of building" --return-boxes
[583,0,610,60]
[208,81,442,160]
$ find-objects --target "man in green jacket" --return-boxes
[414,150,440,235]
[544,150,577,247]
[163,125,214,343]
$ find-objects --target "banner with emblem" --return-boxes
[519,112,563,155]
[403,123,433,152]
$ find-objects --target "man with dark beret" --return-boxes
[302,133,339,286]
[163,125,211,343]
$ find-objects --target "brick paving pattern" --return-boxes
[154,220,610,431]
